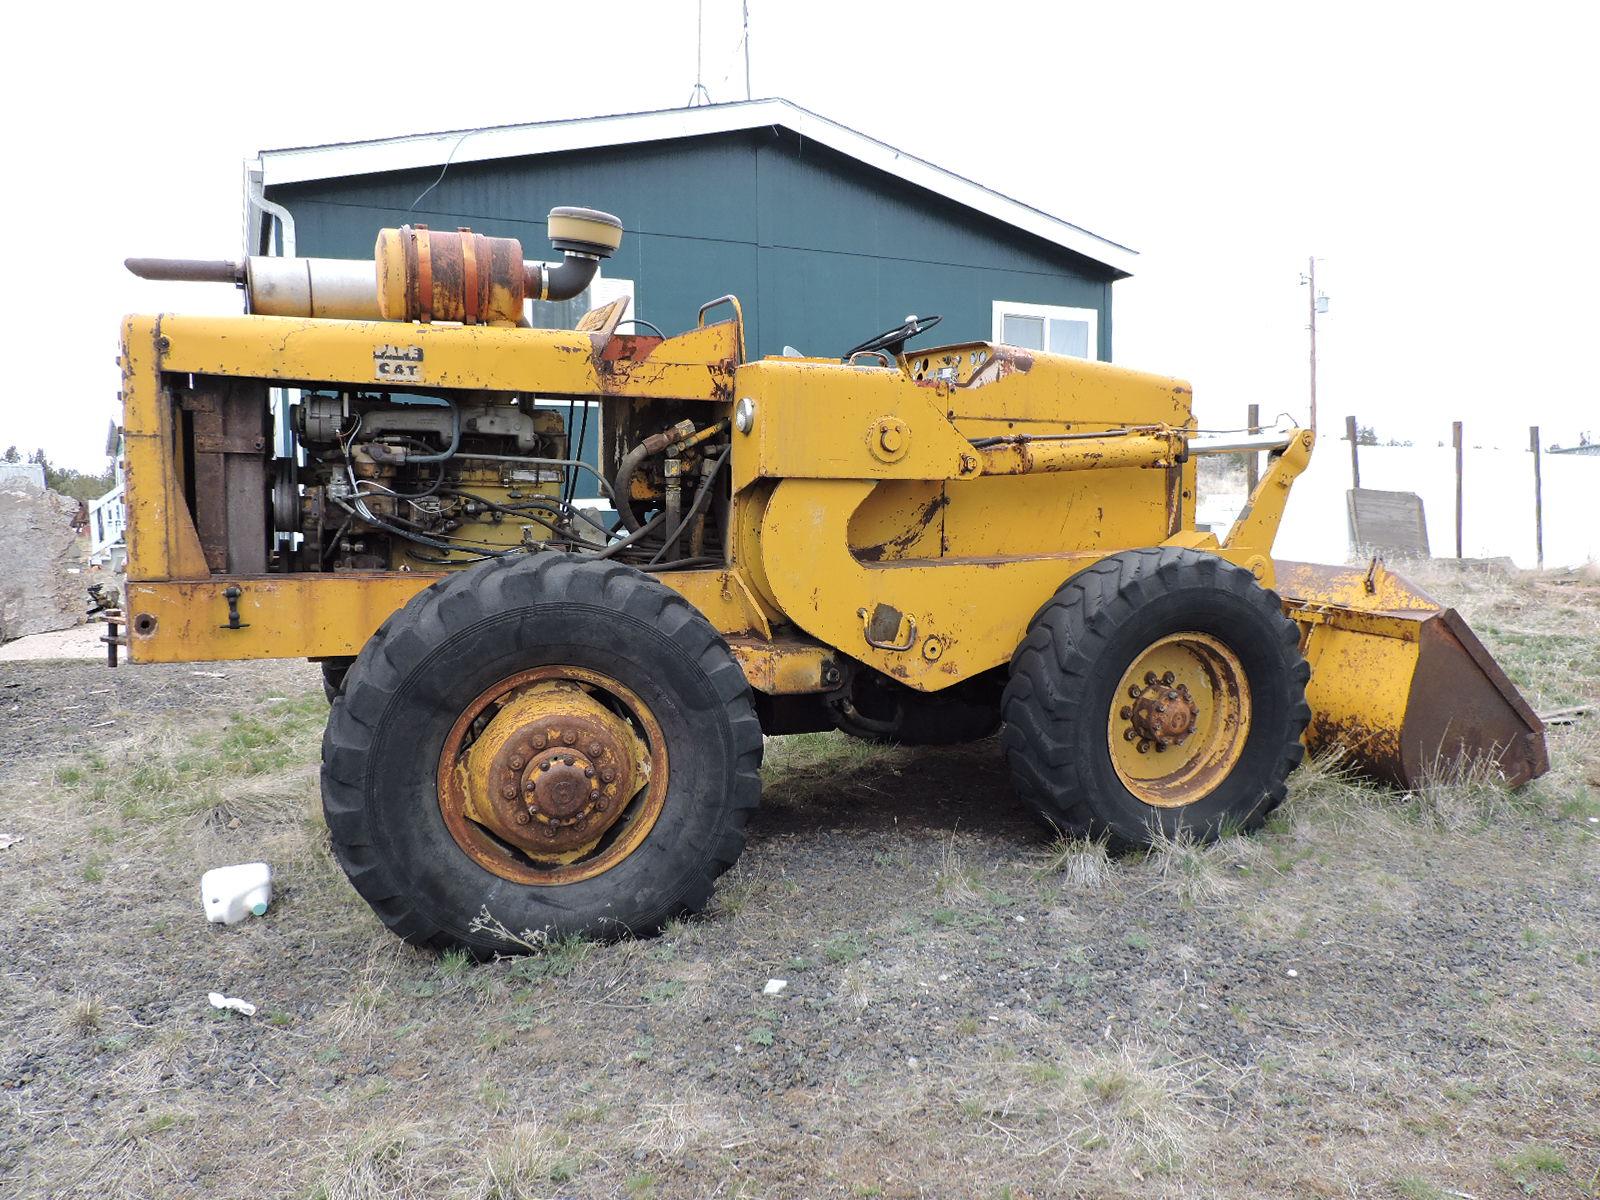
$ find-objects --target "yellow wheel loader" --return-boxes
[113,210,1547,952]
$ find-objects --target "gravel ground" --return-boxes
[0,658,318,760]
[1,573,1597,1199]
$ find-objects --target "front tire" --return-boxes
[1001,548,1309,846]
[321,555,762,953]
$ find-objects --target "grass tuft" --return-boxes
[1143,826,1233,906]
[467,1121,569,1199]
[1036,834,1115,890]
[63,993,104,1035]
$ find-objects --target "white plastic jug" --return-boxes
[200,862,273,925]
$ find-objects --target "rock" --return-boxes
[0,478,83,642]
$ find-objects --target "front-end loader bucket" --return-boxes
[1274,560,1549,789]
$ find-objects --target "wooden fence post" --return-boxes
[1530,426,1543,571]
[1452,420,1464,559]
[1345,415,1360,488]
[1245,404,1260,492]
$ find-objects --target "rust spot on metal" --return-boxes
[1125,679,1199,749]
[437,667,667,887]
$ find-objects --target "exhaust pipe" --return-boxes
[124,206,623,325]
[123,255,384,319]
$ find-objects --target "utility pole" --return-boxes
[1530,426,1544,570]
[1452,420,1464,559]
[1303,256,1319,435]
[1298,260,1329,435]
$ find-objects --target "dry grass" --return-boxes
[931,833,983,904]
[464,1121,569,1200]
[1142,826,1236,906]
[1037,833,1116,890]
[3,567,1599,1199]
[837,960,877,1010]
[626,1094,729,1162]
[60,993,103,1035]
[321,940,404,1043]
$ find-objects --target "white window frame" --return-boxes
[991,300,1100,361]
[522,268,636,330]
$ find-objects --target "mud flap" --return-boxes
[1274,560,1549,789]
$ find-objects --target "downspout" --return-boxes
[243,160,296,259]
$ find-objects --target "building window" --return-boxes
[524,271,635,332]
[992,300,1098,360]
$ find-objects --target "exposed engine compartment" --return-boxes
[133,207,736,580]
[278,387,731,573]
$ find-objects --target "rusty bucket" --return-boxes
[1274,560,1548,790]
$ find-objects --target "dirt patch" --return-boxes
[0,658,317,763]
[1,574,1597,1199]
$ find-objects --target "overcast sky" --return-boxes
[4,0,1594,471]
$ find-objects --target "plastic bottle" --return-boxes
[200,862,273,925]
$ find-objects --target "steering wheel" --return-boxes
[845,313,943,360]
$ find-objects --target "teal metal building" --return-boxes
[248,99,1136,365]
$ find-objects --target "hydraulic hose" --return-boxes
[646,448,730,566]
[611,420,728,532]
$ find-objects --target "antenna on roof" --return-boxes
[742,0,752,101]
[688,0,712,106]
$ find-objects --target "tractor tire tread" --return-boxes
[321,554,761,954]
[1001,548,1309,847]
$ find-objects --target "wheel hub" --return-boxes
[1122,671,1199,753]
[1107,633,1251,808]
[462,681,646,858]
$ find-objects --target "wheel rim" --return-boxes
[1107,632,1251,808]
[437,666,668,885]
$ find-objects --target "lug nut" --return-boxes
[501,784,518,800]
[587,742,602,756]
[589,789,600,801]
[540,761,551,772]
[509,755,525,770]
[1162,671,1175,685]
[584,766,595,778]
[1129,685,1142,699]
[515,811,531,824]
[1137,739,1151,754]
[1144,672,1158,685]
[532,734,547,750]
[601,768,616,783]
[1119,706,1132,720]
[562,731,577,746]
[1124,729,1137,742]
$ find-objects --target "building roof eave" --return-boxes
[255,99,1137,277]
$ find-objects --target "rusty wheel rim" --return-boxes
[1107,632,1251,808]
[437,666,668,885]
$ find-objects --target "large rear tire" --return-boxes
[1002,548,1309,846]
[321,555,762,953]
